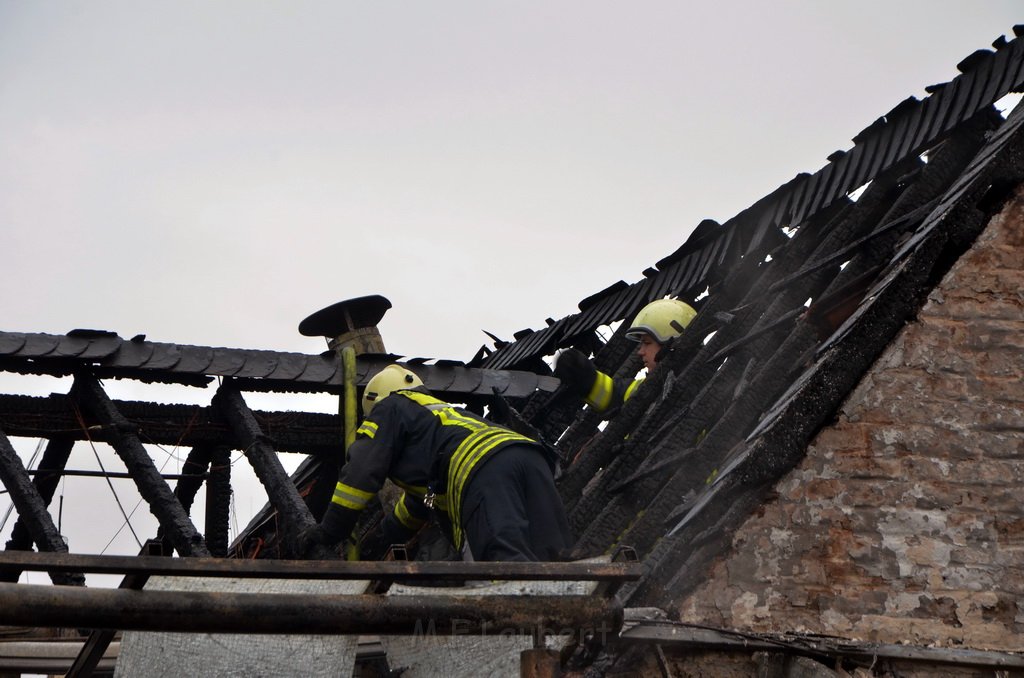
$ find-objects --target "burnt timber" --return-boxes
[3,23,1024,678]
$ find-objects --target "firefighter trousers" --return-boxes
[460,443,573,561]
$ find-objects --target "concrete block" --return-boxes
[115,577,366,677]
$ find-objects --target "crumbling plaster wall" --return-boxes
[676,186,1024,651]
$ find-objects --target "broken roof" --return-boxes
[536,25,1024,611]
[2,22,1024,676]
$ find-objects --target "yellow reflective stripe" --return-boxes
[437,407,488,432]
[448,429,533,547]
[357,421,378,438]
[399,390,486,433]
[452,432,530,499]
[332,482,374,510]
[447,428,502,493]
[398,388,533,548]
[397,390,446,408]
[624,379,642,403]
[449,429,527,494]
[394,494,427,530]
[393,478,428,498]
[585,371,614,410]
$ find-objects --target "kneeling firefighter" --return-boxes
[301,364,572,561]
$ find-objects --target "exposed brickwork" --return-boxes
[676,186,1024,652]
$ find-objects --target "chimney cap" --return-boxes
[299,295,392,338]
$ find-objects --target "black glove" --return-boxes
[295,524,338,558]
[554,348,596,398]
[360,513,420,561]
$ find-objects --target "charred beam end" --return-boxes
[0,429,82,586]
[0,582,623,638]
[69,373,210,558]
[212,382,319,555]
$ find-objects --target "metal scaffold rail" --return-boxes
[0,582,624,637]
[0,550,640,583]
[0,551,637,637]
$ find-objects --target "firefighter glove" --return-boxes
[296,524,336,558]
[554,348,597,398]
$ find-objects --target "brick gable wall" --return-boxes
[675,186,1024,651]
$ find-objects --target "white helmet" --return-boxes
[625,299,697,344]
[362,364,423,415]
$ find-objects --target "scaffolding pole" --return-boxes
[0,582,623,637]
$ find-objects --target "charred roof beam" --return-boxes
[623,87,1024,609]
[4,436,73,554]
[608,112,998,565]
[0,430,82,586]
[204,447,232,557]
[70,373,210,558]
[154,445,232,557]
[563,169,903,551]
[211,381,324,559]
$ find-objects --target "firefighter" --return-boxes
[300,364,572,561]
[554,298,697,415]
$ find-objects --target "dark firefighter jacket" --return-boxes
[321,388,541,550]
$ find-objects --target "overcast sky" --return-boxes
[1,3,1021,573]
[3,3,1022,361]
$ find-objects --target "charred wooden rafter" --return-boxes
[212,382,321,558]
[603,110,1004,565]
[0,430,82,586]
[4,437,73,554]
[153,446,218,556]
[564,151,913,548]
[205,447,232,557]
[624,91,1024,607]
[69,373,210,558]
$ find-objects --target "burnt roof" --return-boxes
[1,23,1024,667]
[534,25,1024,610]
[0,330,557,397]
